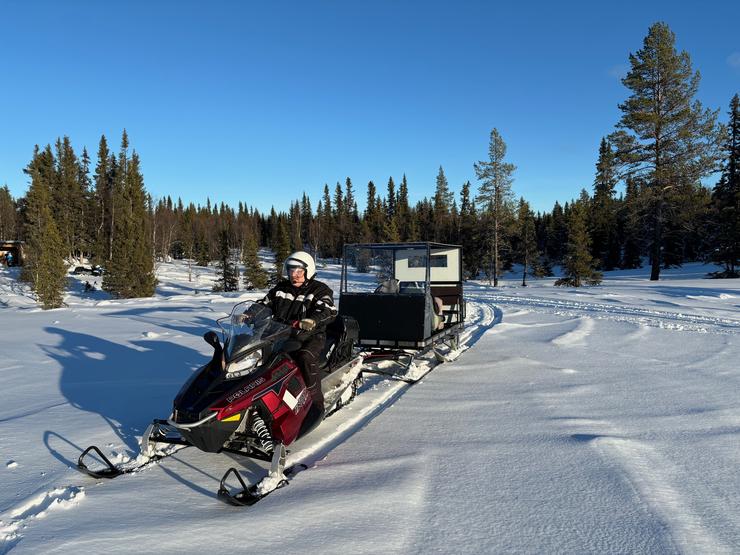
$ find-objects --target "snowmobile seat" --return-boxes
[318,315,359,370]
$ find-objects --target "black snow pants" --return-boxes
[293,332,325,413]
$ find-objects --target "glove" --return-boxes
[298,318,316,331]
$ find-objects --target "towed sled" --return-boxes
[339,242,465,382]
[78,301,363,505]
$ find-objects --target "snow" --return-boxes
[0,260,739,553]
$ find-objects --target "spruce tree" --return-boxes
[386,177,396,223]
[710,93,740,276]
[474,128,516,285]
[333,182,346,251]
[344,177,358,244]
[243,232,268,289]
[433,166,453,242]
[0,185,17,240]
[459,181,480,278]
[300,193,313,251]
[620,178,643,269]
[556,200,603,287]
[23,165,67,308]
[610,22,720,280]
[396,174,411,241]
[591,138,621,270]
[515,198,539,286]
[273,218,291,281]
[127,152,156,296]
[54,136,87,260]
[319,185,334,258]
[103,134,156,298]
[213,228,239,292]
[289,200,302,251]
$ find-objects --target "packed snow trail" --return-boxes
[2,261,739,553]
[472,287,740,334]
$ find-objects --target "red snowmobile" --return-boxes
[78,301,363,505]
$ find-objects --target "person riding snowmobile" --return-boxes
[245,251,337,433]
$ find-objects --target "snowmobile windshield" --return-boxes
[224,302,289,363]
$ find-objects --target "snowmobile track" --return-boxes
[477,292,740,334]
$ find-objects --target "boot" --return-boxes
[298,388,325,438]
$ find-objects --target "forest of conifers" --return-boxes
[0,23,737,308]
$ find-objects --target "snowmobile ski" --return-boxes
[217,464,308,507]
[77,443,186,479]
[217,442,307,507]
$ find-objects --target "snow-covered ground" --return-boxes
[1,260,738,553]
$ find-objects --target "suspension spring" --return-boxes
[250,411,273,454]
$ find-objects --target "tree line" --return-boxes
[0,22,737,308]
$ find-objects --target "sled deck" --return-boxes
[338,242,465,379]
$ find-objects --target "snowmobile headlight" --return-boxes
[225,350,262,379]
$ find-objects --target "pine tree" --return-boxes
[710,93,740,276]
[556,200,603,287]
[610,22,721,280]
[474,128,516,285]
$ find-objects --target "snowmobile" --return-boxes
[78,300,364,505]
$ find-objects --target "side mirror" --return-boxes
[203,331,220,349]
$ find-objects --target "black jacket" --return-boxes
[258,278,337,334]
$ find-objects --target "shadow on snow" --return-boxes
[43,326,207,453]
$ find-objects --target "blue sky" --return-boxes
[1,1,739,214]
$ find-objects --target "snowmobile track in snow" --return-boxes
[0,486,85,554]
[476,292,740,334]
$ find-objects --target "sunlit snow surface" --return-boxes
[0,260,739,554]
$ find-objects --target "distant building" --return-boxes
[0,240,25,266]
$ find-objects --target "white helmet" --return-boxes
[284,251,316,280]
